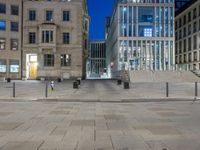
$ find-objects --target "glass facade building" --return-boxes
[88,41,108,79]
[107,0,175,75]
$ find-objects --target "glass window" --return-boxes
[42,31,53,43]
[183,27,186,37]
[61,54,71,66]
[183,39,186,52]
[0,59,6,73]
[11,5,19,16]
[63,32,70,44]
[193,21,197,33]
[46,10,53,21]
[44,54,54,67]
[29,32,36,44]
[188,24,191,35]
[138,7,154,23]
[179,41,182,53]
[179,18,182,27]
[29,10,36,21]
[11,22,18,32]
[144,28,152,37]
[193,35,197,50]
[139,26,154,37]
[183,15,186,25]
[194,51,197,61]
[0,38,5,50]
[193,8,197,19]
[188,37,191,51]
[63,11,70,21]
[11,39,18,51]
[0,20,6,30]
[188,12,191,22]
[10,60,19,73]
[0,3,6,14]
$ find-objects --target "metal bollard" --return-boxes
[166,82,169,97]
[195,82,198,97]
[45,82,48,98]
[13,82,15,98]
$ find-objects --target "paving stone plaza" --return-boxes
[0,80,199,100]
[0,101,199,150]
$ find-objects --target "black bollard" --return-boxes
[166,82,169,97]
[73,81,79,89]
[13,82,15,98]
[124,82,130,89]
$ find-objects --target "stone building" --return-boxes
[22,0,89,80]
[0,0,22,79]
[0,0,89,80]
[175,0,200,71]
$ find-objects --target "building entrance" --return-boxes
[26,54,38,79]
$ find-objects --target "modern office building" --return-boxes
[0,0,22,79]
[175,0,200,71]
[106,0,175,77]
[87,41,107,79]
[22,0,89,80]
[0,0,89,80]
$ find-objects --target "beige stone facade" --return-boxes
[22,0,89,79]
[0,0,89,80]
[0,0,22,79]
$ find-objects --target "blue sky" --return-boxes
[88,0,114,40]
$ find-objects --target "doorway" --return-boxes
[26,54,38,79]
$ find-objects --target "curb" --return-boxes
[0,97,199,103]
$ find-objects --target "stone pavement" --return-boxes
[0,101,199,150]
[0,80,199,100]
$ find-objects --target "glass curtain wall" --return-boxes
[118,1,174,71]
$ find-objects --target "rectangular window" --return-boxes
[11,39,18,51]
[11,5,19,16]
[61,54,71,66]
[29,10,36,21]
[0,38,5,50]
[179,18,182,27]
[188,24,191,35]
[0,20,6,30]
[63,32,70,44]
[183,39,186,52]
[194,51,197,61]
[193,21,197,33]
[0,59,6,73]
[42,31,53,43]
[144,28,153,37]
[179,55,182,63]
[193,8,197,19]
[193,35,197,50]
[183,27,186,37]
[188,12,191,22]
[179,41,182,53]
[44,54,54,67]
[63,11,70,21]
[46,10,53,21]
[10,60,19,73]
[183,15,186,25]
[179,30,182,39]
[0,3,6,14]
[29,32,36,44]
[189,53,192,62]
[188,37,191,51]
[184,54,187,63]
[11,22,19,32]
